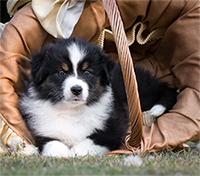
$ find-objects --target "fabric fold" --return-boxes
[32,0,86,38]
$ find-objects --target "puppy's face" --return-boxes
[30,38,113,107]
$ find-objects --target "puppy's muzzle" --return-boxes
[71,85,83,96]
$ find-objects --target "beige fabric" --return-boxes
[0,119,37,155]
[1,3,28,154]
[32,0,86,38]
[0,23,8,38]
[7,0,31,16]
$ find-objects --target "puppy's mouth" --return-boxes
[67,96,86,104]
[69,98,84,104]
[71,97,80,101]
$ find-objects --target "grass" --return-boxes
[1,144,199,176]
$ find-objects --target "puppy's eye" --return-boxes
[57,70,66,76]
[83,70,92,77]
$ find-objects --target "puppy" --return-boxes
[19,37,177,158]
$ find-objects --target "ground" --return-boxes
[1,142,199,176]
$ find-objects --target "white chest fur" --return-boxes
[22,88,113,147]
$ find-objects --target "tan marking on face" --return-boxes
[82,62,89,70]
[62,63,69,72]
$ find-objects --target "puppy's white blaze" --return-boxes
[67,43,86,76]
[22,86,113,148]
[149,104,166,118]
[63,76,89,104]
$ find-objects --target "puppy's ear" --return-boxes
[100,51,115,86]
[30,44,53,83]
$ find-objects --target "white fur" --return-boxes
[21,86,113,154]
[42,140,72,158]
[67,43,86,76]
[149,104,166,118]
[42,139,109,158]
[71,138,109,156]
[62,76,89,106]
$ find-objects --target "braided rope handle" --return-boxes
[102,0,143,150]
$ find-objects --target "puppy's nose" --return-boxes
[71,85,82,96]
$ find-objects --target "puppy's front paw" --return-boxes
[42,141,71,158]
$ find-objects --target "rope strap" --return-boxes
[97,22,167,48]
[102,0,143,150]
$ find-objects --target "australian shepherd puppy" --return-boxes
[19,37,177,158]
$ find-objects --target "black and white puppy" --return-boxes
[19,37,177,158]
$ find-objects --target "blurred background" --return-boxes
[0,0,11,23]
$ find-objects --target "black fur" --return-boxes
[111,64,178,112]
